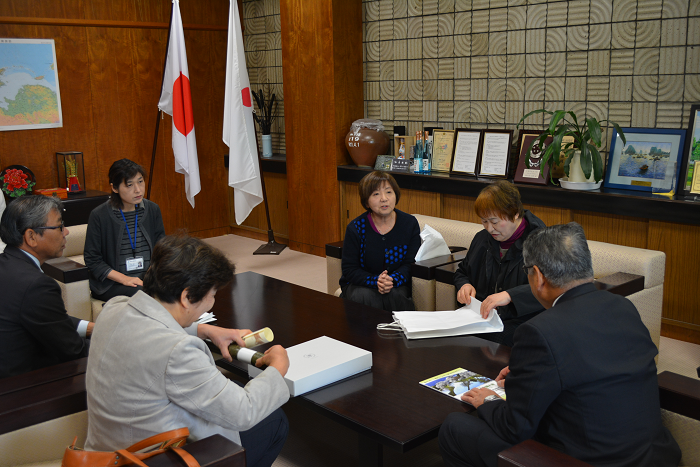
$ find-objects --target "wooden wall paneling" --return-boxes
[442,194,480,223]
[0,0,84,19]
[84,0,168,23]
[230,172,289,238]
[399,188,441,217]
[341,182,364,240]
[648,220,700,335]
[281,0,363,256]
[571,211,649,249]
[523,204,570,228]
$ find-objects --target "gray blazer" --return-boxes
[85,291,289,449]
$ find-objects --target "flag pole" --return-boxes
[147,1,175,201]
[252,119,287,255]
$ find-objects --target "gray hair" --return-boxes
[522,222,594,288]
[0,196,63,248]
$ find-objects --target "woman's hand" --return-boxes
[197,325,250,361]
[377,270,393,294]
[121,276,143,287]
[481,291,511,319]
[457,284,476,305]
[256,345,290,376]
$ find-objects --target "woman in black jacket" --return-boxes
[84,159,165,302]
[454,180,545,346]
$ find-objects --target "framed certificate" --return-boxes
[514,132,552,185]
[479,129,513,178]
[450,129,482,176]
[431,130,455,173]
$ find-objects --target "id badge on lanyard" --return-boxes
[121,208,144,272]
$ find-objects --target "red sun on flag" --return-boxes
[241,87,252,108]
[173,72,194,136]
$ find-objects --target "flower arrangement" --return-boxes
[252,87,277,135]
[1,167,35,198]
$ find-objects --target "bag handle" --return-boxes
[125,427,189,453]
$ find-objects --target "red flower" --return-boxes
[4,169,28,191]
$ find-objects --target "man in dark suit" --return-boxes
[439,222,681,467]
[0,195,92,379]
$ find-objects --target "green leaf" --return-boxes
[587,118,602,147]
[580,145,593,179]
[611,122,626,146]
[589,143,603,183]
[550,132,563,168]
[563,150,573,178]
[517,109,552,128]
[566,110,579,128]
[549,110,567,134]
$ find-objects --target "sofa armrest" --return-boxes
[593,272,644,297]
[498,439,592,467]
[325,241,344,259]
[43,257,89,283]
[148,434,246,467]
[412,251,467,280]
[658,371,700,421]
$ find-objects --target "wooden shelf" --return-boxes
[337,165,700,226]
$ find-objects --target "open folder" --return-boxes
[392,298,504,339]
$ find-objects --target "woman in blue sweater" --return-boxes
[340,171,421,311]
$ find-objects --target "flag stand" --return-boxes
[252,122,286,256]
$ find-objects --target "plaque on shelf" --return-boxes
[390,158,412,173]
[431,130,455,173]
[374,155,394,171]
[514,132,552,185]
[478,130,513,179]
[450,129,482,176]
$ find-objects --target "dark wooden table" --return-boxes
[211,272,511,467]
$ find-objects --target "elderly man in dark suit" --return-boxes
[439,222,681,467]
[0,195,92,379]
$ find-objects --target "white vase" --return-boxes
[262,134,273,158]
[567,150,596,183]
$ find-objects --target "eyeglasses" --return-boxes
[34,221,65,232]
[522,264,535,275]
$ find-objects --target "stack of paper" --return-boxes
[196,312,216,324]
[393,298,504,339]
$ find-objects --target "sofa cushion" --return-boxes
[588,240,665,289]
[63,224,87,258]
[413,214,483,250]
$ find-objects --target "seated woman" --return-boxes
[85,235,290,467]
[84,159,165,302]
[454,180,545,346]
[340,171,421,311]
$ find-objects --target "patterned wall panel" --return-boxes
[361,0,700,162]
[243,0,285,154]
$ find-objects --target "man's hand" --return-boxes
[457,284,476,305]
[480,291,511,319]
[86,322,95,338]
[461,387,499,408]
[256,345,290,377]
[197,324,251,361]
[377,270,394,294]
[495,366,510,388]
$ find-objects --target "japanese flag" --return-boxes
[158,0,201,208]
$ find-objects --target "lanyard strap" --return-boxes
[120,207,139,256]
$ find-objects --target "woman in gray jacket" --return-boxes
[84,159,165,301]
[85,235,290,467]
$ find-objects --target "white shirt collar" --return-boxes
[20,249,42,271]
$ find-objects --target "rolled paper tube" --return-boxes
[229,345,266,368]
[241,327,274,348]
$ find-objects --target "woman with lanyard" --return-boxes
[84,159,165,302]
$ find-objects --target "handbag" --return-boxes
[62,427,200,467]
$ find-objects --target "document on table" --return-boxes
[392,298,504,339]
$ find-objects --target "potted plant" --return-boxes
[252,87,277,158]
[517,109,626,188]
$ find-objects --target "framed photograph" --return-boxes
[431,130,455,173]
[514,132,552,185]
[604,128,686,192]
[479,129,513,178]
[680,105,700,196]
[450,129,482,176]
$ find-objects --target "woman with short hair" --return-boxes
[454,180,546,346]
[85,235,290,467]
[84,159,165,301]
[340,171,421,311]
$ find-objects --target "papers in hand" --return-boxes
[392,297,504,339]
[196,312,216,324]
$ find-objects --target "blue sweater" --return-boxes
[340,209,421,289]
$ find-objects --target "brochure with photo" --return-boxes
[420,368,506,405]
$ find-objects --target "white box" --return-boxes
[248,336,372,396]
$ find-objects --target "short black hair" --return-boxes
[358,171,401,210]
[109,159,147,209]
[0,195,63,248]
[143,235,235,304]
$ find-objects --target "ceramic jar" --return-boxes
[345,120,390,168]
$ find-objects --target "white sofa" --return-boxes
[327,214,666,351]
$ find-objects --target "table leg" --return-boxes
[358,434,383,467]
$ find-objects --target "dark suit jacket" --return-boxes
[478,283,680,467]
[0,246,89,379]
